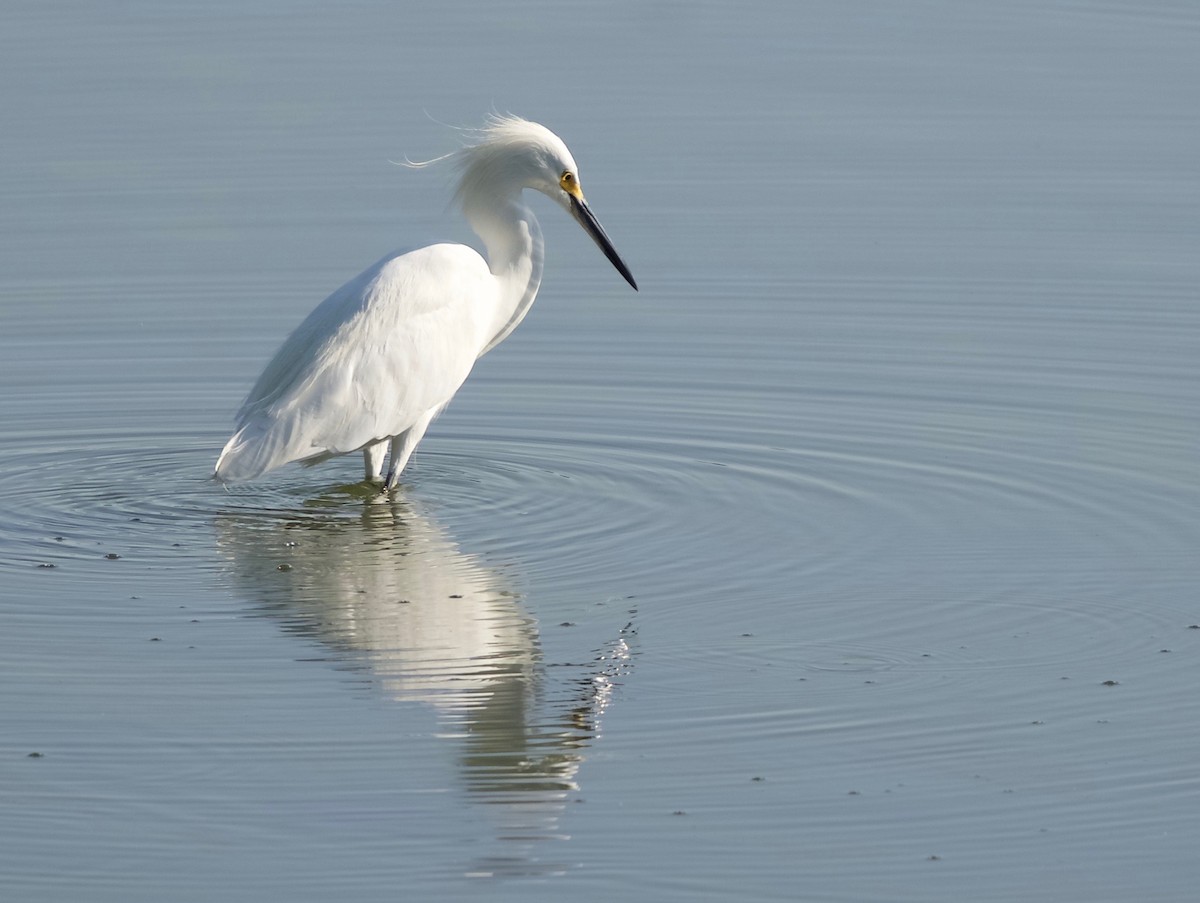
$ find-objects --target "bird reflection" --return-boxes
[213,485,632,870]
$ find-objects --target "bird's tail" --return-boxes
[214,417,305,483]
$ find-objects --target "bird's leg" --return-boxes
[363,441,387,482]
[382,411,437,491]
[382,434,409,491]
[382,435,417,491]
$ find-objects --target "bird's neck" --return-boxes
[464,192,545,356]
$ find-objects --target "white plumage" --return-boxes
[215,116,636,489]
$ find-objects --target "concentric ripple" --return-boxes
[1,271,1196,844]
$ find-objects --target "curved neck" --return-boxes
[463,192,544,356]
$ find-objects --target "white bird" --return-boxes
[214,116,637,490]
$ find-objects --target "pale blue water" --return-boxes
[2,2,1199,901]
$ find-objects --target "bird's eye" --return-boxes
[559,171,576,191]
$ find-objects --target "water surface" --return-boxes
[2,2,1199,901]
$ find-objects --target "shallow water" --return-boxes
[2,1,1199,900]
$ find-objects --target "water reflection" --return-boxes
[214,487,632,869]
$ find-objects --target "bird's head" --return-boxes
[455,116,637,290]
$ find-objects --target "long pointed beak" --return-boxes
[569,194,638,291]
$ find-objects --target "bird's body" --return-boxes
[215,116,635,489]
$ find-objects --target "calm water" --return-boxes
[2,2,1199,900]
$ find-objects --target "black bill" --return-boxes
[569,194,638,291]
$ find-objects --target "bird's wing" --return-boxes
[217,243,493,481]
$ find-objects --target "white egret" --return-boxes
[214,115,637,489]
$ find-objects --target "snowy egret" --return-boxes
[215,115,637,489]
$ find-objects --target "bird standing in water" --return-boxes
[214,116,637,490]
